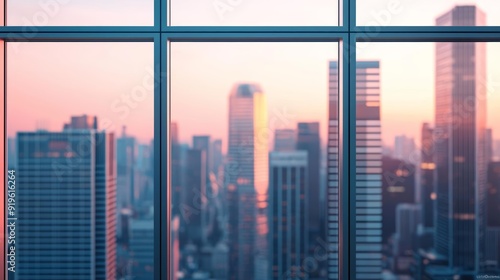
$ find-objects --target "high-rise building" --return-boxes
[211,139,223,176]
[129,217,154,280]
[393,204,421,274]
[435,5,487,273]
[487,162,500,227]
[226,83,268,280]
[420,123,436,229]
[117,126,136,209]
[193,135,212,179]
[183,149,207,247]
[329,61,383,279]
[296,122,321,247]
[17,117,116,279]
[268,151,308,279]
[274,129,296,151]
[381,156,415,244]
[394,135,416,163]
[171,123,183,217]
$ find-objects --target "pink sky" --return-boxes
[4,2,500,150]
[7,42,154,143]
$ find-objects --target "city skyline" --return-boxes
[4,3,500,279]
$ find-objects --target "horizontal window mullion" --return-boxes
[354,32,500,42]
[0,33,157,41]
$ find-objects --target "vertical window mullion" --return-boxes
[155,33,168,280]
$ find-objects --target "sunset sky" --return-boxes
[5,1,500,151]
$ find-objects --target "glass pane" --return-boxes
[7,0,153,26]
[170,42,339,279]
[6,42,154,279]
[353,41,500,279]
[169,1,338,26]
[357,1,500,26]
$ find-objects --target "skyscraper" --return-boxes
[193,135,213,179]
[274,129,296,151]
[171,122,183,217]
[487,162,500,227]
[435,5,487,273]
[17,116,116,279]
[381,156,415,244]
[183,149,207,247]
[394,135,416,163]
[329,61,383,279]
[117,126,136,209]
[268,151,308,279]
[211,139,223,176]
[420,123,435,229]
[129,217,154,279]
[393,204,421,274]
[227,83,268,280]
[296,122,321,245]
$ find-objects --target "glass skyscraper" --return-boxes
[434,5,487,274]
[329,60,383,279]
[226,83,268,280]
[268,151,308,279]
[17,116,116,280]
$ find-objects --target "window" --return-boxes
[2,1,500,280]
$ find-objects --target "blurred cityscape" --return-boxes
[5,4,500,280]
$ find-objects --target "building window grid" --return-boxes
[1,0,500,279]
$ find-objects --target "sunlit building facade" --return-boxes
[226,83,269,280]
[434,5,487,273]
[329,61,383,279]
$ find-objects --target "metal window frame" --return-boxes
[2,0,500,279]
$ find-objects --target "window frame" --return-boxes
[1,0,500,279]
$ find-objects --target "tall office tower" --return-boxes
[435,5,487,273]
[296,122,321,245]
[183,149,207,247]
[268,151,308,279]
[420,123,435,228]
[193,135,213,178]
[227,83,268,280]
[117,126,137,209]
[7,137,17,169]
[274,129,296,151]
[487,162,500,227]
[17,117,116,280]
[394,135,416,163]
[486,128,493,163]
[129,218,154,279]
[329,61,382,279]
[137,143,152,173]
[212,139,223,175]
[171,122,182,216]
[381,156,415,244]
[393,204,421,274]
